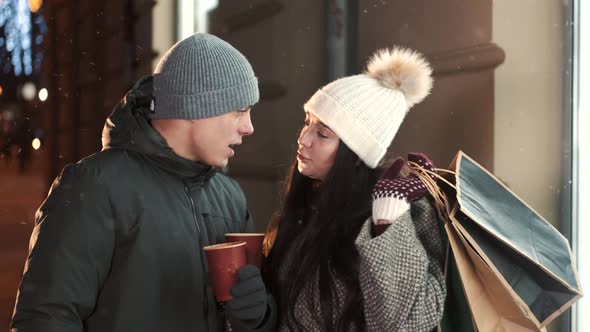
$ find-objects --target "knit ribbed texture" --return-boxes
[151,33,259,119]
[372,196,410,222]
[304,74,407,169]
[276,198,446,331]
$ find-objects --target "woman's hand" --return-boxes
[372,153,436,224]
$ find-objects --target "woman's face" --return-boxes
[296,111,340,181]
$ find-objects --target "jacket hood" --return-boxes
[101,75,217,180]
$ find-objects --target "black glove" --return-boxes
[227,264,268,328]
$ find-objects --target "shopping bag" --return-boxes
[438,240,477,332]
[415,151,583,331]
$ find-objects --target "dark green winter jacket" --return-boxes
[11,76,275,332]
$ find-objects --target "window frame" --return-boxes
[572,0,588,331]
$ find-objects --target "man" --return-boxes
[11,33,275,332]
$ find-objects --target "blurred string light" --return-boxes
[0,0,47,76]
[38,87,46,101]
[29,0,42,13]
[31,137,41,150]
[21,81,35,100]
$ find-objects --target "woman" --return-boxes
[262,47,446,331]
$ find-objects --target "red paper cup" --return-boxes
[203,241,247,302]
[225,233,265,269]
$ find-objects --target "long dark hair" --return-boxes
[264,142,379,331]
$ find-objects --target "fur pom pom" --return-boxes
[366,47,433,108]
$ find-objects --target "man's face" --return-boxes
[188,108,254,167]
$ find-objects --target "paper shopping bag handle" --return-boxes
[408,161,456,224]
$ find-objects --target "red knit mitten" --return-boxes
[372,152,436,224]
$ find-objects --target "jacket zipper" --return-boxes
[184,184,201,233]
[185,183,212,329]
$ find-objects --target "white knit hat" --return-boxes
[304,47,433,168]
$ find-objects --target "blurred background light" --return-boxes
[31,138,40,150]
[20,81,35,101]
[37,87,46,101]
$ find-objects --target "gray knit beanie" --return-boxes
[150,33,259,119]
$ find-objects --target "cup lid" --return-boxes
[224,233,265,237]
[203,241,246,251]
